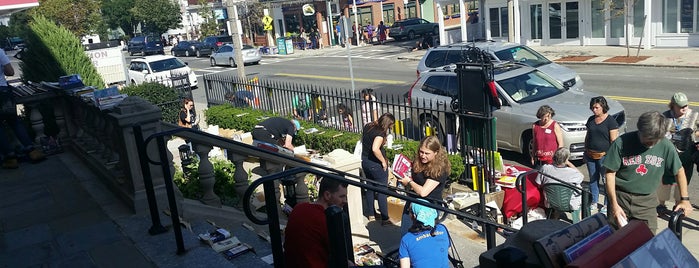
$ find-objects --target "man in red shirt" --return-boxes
[283,177,349,267]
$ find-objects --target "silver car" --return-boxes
[209,44,261,67]
[417,41,583,90]
[408,64,625,160]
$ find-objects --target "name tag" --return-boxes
[545,129,552,134]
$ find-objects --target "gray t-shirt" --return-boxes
[536,164,584,209]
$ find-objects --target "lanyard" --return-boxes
[671,111,684,131]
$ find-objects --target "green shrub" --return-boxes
[120,82,181,124]
[20,15,104,87]
[173,157,243,206]
[205,105,468,183]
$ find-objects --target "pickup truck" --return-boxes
[388,18,438,40]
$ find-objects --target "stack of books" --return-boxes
[92,86,126,110]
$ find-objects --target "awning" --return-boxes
[0,0,39,17]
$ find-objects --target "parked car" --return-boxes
[127,35,164,56]
[202,35,233,49]
[209,44,261,67]
[407,64,626,160]
[388,18,438,40]
[4,37,25,51]
[171,41,214,57]
[127,55,197,88]
[417,41,583,90]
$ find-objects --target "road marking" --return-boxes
[607,95,699,106]
[275,73,408,84]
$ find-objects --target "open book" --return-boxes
[391,154,412,179]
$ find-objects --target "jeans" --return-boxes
[584,154,606,205]
[0,115,34,157]
[361,159,389,220]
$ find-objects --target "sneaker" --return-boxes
[28,149,46,162]
[2,157,18,169]
[599,206,607,216]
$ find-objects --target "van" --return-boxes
[128,35,164,56]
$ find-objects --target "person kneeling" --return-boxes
[399,199,450,268]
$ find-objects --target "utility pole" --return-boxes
[226,0,246,78]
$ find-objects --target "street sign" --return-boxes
[264,24,273,31]
[262,15,273,27]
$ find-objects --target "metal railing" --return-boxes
[203,73,463,144]
[134,123,518,264]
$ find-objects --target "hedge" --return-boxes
[205,105,466,182]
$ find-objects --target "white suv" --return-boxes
[408,64,625,160]
[128,55,198,88]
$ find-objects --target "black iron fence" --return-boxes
[202,73,464,148]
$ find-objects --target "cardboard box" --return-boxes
[387,197,405,223]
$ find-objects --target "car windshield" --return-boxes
[149,58,187,73]
[493,46,551,67]
[497,70,565,103]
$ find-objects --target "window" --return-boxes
[422,76,447,95]
[610,0,624,37]
[681,0,694,32]
[489,7,508,37]
[591,0,605,38]
[530,4,543,39]
[634,0,645,36]
[664,0,679,33]
[383,3,395,25]
[405,2,417,20]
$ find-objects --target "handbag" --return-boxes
[585,149,606,160]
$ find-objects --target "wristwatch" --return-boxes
[681,196,690,201]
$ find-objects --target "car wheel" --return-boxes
[419,115,445,143]
[229,58,236,67]
[196,50,201,57]
[253,61,260,65]
[210,58,216,66]
[408,31,416,40]
[185,50,190,57]
[129,51,134,56]
[521,131,534,165]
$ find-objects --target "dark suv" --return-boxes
[202,35,233,49]
[388,18,438,40]
[128,35,164,56]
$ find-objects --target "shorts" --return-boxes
[611,190,658,233]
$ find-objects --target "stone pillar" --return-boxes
[323,149,362,231]
[228,152,249,201]
[109,96,172,214]
[193,143,222,207]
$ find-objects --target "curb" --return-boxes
[553,59,699,68]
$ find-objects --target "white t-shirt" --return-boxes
[361,95,379,125]
[0,50,10,87]
[536,164,584,209]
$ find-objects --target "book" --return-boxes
[211,236,241,253]
[390,153,411,179]
[613,229,699,267]
[563,225,613,263]
[495,176,517,188]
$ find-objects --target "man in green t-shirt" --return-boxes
[604,111,693,233]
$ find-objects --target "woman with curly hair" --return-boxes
[398,135,451,235]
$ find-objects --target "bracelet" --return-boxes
[681,196,690,201]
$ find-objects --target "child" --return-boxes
[337,103,354,131]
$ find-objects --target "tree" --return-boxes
[20,15,105,87]
[102,0,138,37]
[197,0,219,38]
[131,0,182,36]
[602,0,639,57]
[31,0,103,37]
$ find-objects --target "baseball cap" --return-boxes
[671,92,689,107]
[411,199,438,227]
